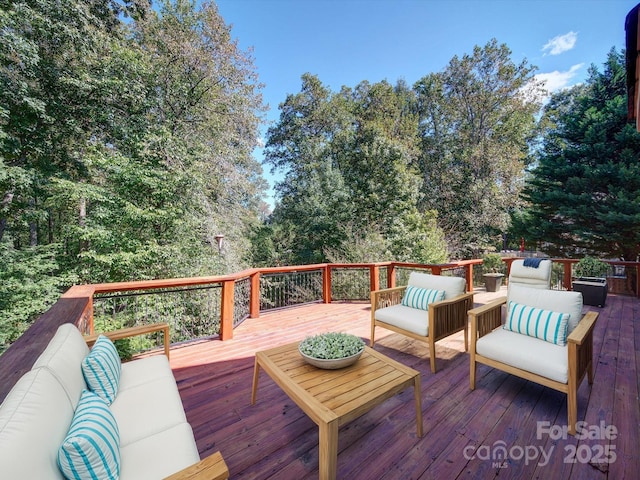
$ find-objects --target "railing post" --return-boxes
[431,266,442,275]
[85,297,94,336]
[504,258,516,277]
[323,265,332,303]
[370,265,380,293]
[388,264,396,288]
[466,263,474,292]
[250,272,261,319]
[220,279,235,340]
[564,260,573,291]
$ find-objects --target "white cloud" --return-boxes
[535,63,584,94]
[542,31,578,56]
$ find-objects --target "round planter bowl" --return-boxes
[298,347,364,369]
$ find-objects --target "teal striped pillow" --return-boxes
[401,286,446,311]
[504,301,570,346]
[58,389,120,480]
[82,335,121,405]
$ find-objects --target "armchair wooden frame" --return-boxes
[468,298,598,435]
[84,323,229,480]
[371,286,474,373]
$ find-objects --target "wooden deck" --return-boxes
[165,289,639,479]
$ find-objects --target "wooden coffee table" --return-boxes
[251,342,423,480]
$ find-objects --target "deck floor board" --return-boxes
[164,290,637,479]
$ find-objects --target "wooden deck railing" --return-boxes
[503,258,640,296]
[2,257,638,403]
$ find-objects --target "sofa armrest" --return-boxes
[163,451,229,480]
[429,292,475,341]
[371,286,407,313]
[468,297,507,339]
[84,322,170,359]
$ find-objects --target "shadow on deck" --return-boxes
[166,289,639,479]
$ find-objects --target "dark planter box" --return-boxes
[483,273,504,293]
[572,277,608,307]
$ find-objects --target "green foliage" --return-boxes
[482,253,504,274]
[298,332,365,359]
[514,48,640,260]
[574,257,609,278]
[0,243,74,352]
[415,39,541,257]
[0,0,266,350]
[264,74,448,264]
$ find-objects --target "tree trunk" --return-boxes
[29,198,37,247]
[0,192,14,243]
[79,197,88,252]
[48,210,54,244]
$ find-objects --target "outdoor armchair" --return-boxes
[371,272,474,373]
[468,285,598,435]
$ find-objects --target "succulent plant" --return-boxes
[298,332,365,359]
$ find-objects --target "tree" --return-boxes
[514,48,640,260]
[264,74,447,264]
[0,0,267,346]
[414,39,541,257]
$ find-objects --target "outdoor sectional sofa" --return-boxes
[0,323,228,479]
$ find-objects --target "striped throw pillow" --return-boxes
[504,301,570,346]
[401,286,446,311]
[58,389,120,480]
[82,335,121,405]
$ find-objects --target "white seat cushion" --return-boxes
[111,374,188,446]
[476,328,568,383]
[119,423,199,480]
[118,355,174,392]
[374,304,429,336]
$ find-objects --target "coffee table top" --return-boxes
[254,341,420,428]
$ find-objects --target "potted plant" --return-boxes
[482,253,505,292]
[298,332,365,369]
[572,256,609,307]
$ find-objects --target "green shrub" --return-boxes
[574,257,609,278]
[482,253,505,274]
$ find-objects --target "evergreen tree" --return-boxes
[514,48,640,260]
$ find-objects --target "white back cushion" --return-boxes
[508,259,552,289]
[408,272,466,300]
[507,285,583,332]
[33,323,89,406]
[0,369,71,479]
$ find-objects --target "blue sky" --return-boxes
[215,0,638,206]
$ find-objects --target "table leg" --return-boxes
[414,374,423,437]
[318,420,338,480]
[251,357,261,405]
